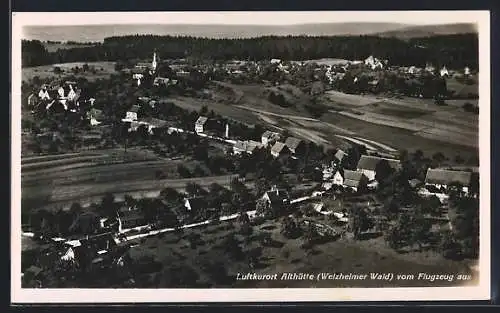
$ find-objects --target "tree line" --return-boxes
[22,33,478,69]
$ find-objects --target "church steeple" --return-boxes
[152,50,158,72]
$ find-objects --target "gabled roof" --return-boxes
[271,141,288,154]
[425,169,472,186]
[284,137,303,151]
[195,116,208,125]
[357,155,401,172]
[234,140,263,153]
[263,188,289,206]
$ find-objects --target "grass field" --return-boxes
[22,61,117,83]
[124,217,475,288]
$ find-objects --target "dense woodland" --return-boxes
[22,34,478,69]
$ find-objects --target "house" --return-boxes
[342,170,369,192]
[464,66,471,76]
[124,105,140,122]
[261,130,280,146]
[440,66,449,77]
[270,58,282,65]
[331,169,368,192]
[284,137,305,155]
[195,116,208,133]
[117,207,147,233]
[87,108,104,126]
[356,155,401,181]
[424,169,473,194]
[233,140,264,155]
[334,149,346,164]
[271,141,290,158]
[364,55,384,70]
[153,77,170,86]
[262,185,289,211]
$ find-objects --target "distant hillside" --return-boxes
[376,23,477,39]
[24,23,410,42]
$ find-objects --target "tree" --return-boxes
[255,198,272,218]
[101,193,117,217]
[160,188,181,203]
[349,207,373,239]
[410,214,432,251]
[439,231,463,260]
[280,216,301,239]
[375,159,393,184]
[185,182,203,197]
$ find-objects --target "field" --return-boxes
[21,148,236,212]
[123,217,476,288]
[22,61,117,83]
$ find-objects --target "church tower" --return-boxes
[152,50,158,72]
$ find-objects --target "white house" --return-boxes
[332,170,344,186]
[424,168,473,194]
[331,169,368,192]
[195,116,208,133]
[356,155,401,181]
[38,86,51,100]
[270,58,282,65]
[270,141,289,158]
[464,66,471,76]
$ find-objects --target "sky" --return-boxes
[12,11,486,26]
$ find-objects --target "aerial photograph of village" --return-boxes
[17,13,482,289]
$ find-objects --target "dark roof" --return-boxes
[357,155,401,171]
[264,189,289,205]
[334,149,346,162]
[234,140,263,153]
[284,137,303,151]
[128,105,140,113]
[119,209,145,223]
[271,141,288,154]
[425,169,472,186]
[343,170,366,188]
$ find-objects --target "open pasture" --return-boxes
[22,61,117,83]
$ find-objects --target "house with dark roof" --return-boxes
[195,116,208,133]
[117,207,147,233]
[262,186,290,212]
[270,141,290,158]
[356,155,401,181]
[261,130,281,146]
[233,140,264,155]
[334,149,346,164]
[284,137,306,155]
[424,169,473,194]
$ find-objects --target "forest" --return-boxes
[22,33,478,69]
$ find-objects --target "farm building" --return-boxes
[195,116,208,133]
[424,169,474,194]
[284,137,306,155]
[364,55,385,70]
[117,207,147,233]
[233,140,264,155]
[356,155,401,181]
[271,141,290,158]
[262,185,290,212]
[261,130,281,146]
[124,105,140,122]
[331,169,368,192]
